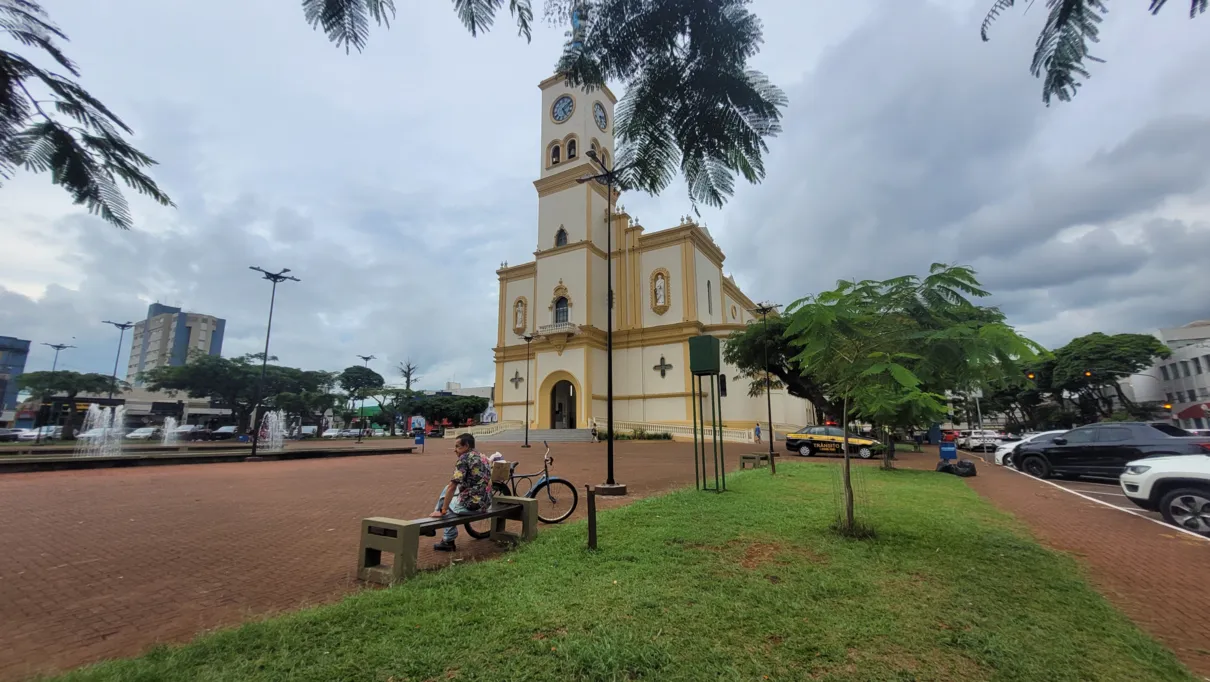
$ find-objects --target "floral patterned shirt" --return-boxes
[452,450,492,512]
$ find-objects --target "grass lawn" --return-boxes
[53,462,1194,682]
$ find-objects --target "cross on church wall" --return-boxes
[653,356,673,378]
[510,370,524,389]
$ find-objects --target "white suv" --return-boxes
[1120,455,1210,536]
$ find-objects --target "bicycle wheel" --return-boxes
[464,483,512,539]
[531,478,578,524]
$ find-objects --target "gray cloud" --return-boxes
[2,0,1209,385]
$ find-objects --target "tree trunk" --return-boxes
[841,395,854,531]
[61,392,78,440]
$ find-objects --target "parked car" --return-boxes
[958,430,1003,451]
[340,429,359,438]
[210,426,239,440]
[994,430,1067,467]
[0,428,25,442]
[172,425,212,442]
[125,427,162,441]
[18,425,62,441]
[784,425,884,459]
[322,428,343,438]
[1120,454,1210,536]
[294,425,319,439]
[371,429,387,437]
[1014,422,1210,480]
[76,427,128,440]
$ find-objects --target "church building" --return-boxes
[493,73,816,433]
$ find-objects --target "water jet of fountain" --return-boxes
[259,410,286,452]
[161,416,179,446]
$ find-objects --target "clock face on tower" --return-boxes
[551,95,574,123]
[593,102,607,131]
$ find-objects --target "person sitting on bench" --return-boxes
[429,433,493,552]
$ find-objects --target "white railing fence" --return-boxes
[447,420,524,438]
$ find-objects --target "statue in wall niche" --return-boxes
[515,300,525,329]
[655,273,666,306]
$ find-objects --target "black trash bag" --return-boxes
[951,459,978,477]
[935,461,955,474]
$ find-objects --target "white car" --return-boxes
[322,428,343,438]
[18,425,61,441]
[961,430,1004,452]
[76,427,127,440]
[125,427,161,440]
[1120,454,1210,536]
[994,430,1067,467]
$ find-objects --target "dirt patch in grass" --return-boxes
[684,537,828,570]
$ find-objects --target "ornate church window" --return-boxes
[554,297,569,324]
[555,228,568,247]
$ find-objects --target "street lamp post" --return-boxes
[356,354,376,443]
[101,321,134,399]
[249,266,300,458]
[42,342,76,371]
[577,149,634,497]
[522,334,534,448]
[751,303,782,474]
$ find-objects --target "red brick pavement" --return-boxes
[0,441,746,681]
[893,448,1210,678]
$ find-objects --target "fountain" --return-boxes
[161,416,179,446]
[74,404,127,458]
[259,410,286,452]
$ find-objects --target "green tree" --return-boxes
[339,365,385,432]
[304,0,786,209]
[1,0,173,228]
[785,264,1041,534]
[1048,332,1171,420]
[723,314,836,414]
[981,0,1206,105]
[16,370,121,439]
[141,354,312,432]
[273,370,340,430]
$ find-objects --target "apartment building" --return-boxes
[126,304,225,383]
[1120,320,1210,430]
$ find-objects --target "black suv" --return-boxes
[1014,422,1210,480]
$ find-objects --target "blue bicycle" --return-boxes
[464,441,578,538]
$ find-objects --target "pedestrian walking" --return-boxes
[590,422,599,443]
[754,423,762,444]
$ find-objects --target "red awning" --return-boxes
[1175,402,1210,420]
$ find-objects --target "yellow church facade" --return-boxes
[492,74,815,433]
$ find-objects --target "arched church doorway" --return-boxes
[550,380,576,429]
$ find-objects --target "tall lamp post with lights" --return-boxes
[102,320,134,399]
[577,148,634,497]
[249,266,300,458]
[751,303,782,474]
[42,342,76,371]
[522,333,534,448]
[355,354,376,443]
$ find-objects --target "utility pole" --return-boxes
[249,266,300,458]
[42,342,76,371]
[522,334,534,448]
[101,321,133,399]
[751,303,782,474]
[356,354,376,443]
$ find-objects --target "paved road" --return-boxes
[0,441,746,681]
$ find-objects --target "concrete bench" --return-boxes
[357,495,537,585]
[740,453,771,469]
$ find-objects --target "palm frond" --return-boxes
[1031,0,1107,105]
[13,119,132,228]
[301,0,395,53]
[1149,0,1209,16]
[981,0,1018,41]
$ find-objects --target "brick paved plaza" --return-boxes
[2,444,1208,679]
[0,441,741,680]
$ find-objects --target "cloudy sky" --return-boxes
[2,0,1207,387]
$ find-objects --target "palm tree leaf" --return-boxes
[14,119,132,228]
[1149,0,1209,16]
[301,0,395,53]
[980,0,1018,41]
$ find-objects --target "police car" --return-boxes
[785,425,884,459]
